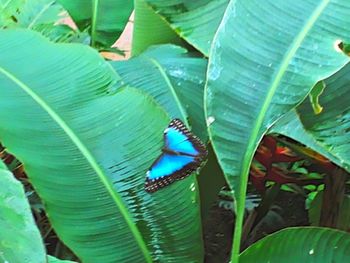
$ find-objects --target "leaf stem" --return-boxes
[91,0,99,47]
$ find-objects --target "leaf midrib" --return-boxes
[240,0,331,196]
[91,0,99,47]
[27,1,56,29]
[231,0,331,262]
[244,0,331,165]
[0,66,152,263]
[147,56,189,126]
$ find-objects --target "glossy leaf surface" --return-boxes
[111,44,208,141]
[240,227,350,263]
[207,0,350,198]
[0,29,203,263]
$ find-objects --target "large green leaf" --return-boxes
[0,29,203,262]
[0,160,46,263]
[272,63,350,172]
[0,0,82,44]
[57,0,133,47]
[144,0,229,56]
[111,44,208,141]
[240,227,350,262]
[205,0,350,261]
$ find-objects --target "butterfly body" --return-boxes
[145,119,207,193]
[161,147,196,157]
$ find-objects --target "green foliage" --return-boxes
[57,0,133,48]
[144,0,229,56]
[47,255,77,263]
[0,159,46,263]
[240,227,350,262]
[0,0,132,48]
[0,0,63,29]
[272,63,350,173]
[111,44,207,141]
[0,0,88,44]
[207,0,350,205]
[204,1,350,260]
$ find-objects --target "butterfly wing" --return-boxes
[145,153,199,192]
[145,119,208,193]
[164,119,207,158]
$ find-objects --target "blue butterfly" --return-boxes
[145,118,207,193]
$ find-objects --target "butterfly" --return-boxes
[145,118,208,193]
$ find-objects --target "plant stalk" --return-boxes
[319,167,347,227]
